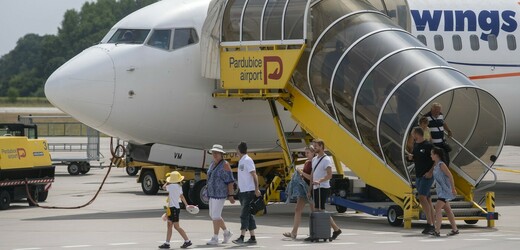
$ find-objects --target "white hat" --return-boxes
[208,144,226,154]
[166,171,184,183]
[186,205,199,215]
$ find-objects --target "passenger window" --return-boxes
[417,35,427,46]
[488,35,498,50]
[507,35,517,50]
[434,35,444,51]
[108,29,150,44]
[173,28,199,50]
[147,30,172,50]
[452,35,462,51]
[470,35,480,51]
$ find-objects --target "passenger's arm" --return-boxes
[443,122,452,137]
[251,170,261,197]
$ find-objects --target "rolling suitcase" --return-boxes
[309,188,331,242]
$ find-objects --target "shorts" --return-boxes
[168,207,180,222]
[209,198,226,220]
[313,188,330,210]
[416,176,434,196]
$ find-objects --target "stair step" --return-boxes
[451,208,482,217]
[437,201,473,208]
[430,194,465,201]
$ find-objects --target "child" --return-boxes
[430,147,459,237]
[158,171,193,249]
[419,116,431,142]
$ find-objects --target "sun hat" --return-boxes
[166,171,184,183]
[208,144,226,154]
[186,205,200,215]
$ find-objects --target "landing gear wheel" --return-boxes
[180,181,193,209]
[79,162,91,174]
[387,205,403,226]
[141,171,159,195]
[126,166,140,176]
[464,219,478,225]
[335,205,347,213]
[0,190,10,210]
[68,162,81,175]
[189,180,209,209]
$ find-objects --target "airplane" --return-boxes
[44,0,518,174]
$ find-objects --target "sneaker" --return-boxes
[232,237,245,245]
[331,229,342,240]
[246,238,257,244]
[223,230,233,243]
[421,225,433,235]
[207,236,219,245]
[158,243,170,249]
[447,230,459,236]
[304,236,313,241]
[180,241,192,249]
[431,231,441,237]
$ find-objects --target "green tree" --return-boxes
[7,87,19,103]
[0,0,158,97]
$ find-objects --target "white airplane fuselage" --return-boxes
[44,0,520,155]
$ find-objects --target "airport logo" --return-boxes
[228,56,283,85]
[1,148,26,159]
[411,9,518,40]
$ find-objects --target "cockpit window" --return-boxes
[108,29,150,44]
[173,28,199,49]
[147,29,172,50]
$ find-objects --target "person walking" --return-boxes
[158,171,193,249]
[430,147,459,237]
[306,139,342,241]
[425,103,453,165]
[407,127,435,234]
[283,146,315,239]
[206,144,235,245]
[233,142,261,245]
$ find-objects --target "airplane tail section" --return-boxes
[212,0,505,227]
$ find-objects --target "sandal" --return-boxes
[447,230,459,236]
[283,232,296,239]
[431,231,441,237]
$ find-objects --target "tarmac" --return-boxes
[1,143,520,250]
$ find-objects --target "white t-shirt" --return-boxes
[311,154,332,189]
[237,154,256,192]
[166,183,182,208]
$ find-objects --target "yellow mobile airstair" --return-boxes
[205,0,505,228]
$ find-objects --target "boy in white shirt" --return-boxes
[232,142,261,245]
[307,139,342,241]
[158,171,193,249]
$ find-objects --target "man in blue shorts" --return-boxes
[408,127,435,234]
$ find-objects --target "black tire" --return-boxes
[0,190,10,210]
[189,180,209,209]
[27,187,38,206]
[38,190,49,202]
[335,205,347,213]
[464,219,479,225]
[141,171,159,195]
[68,162,81,175]
[387,205,404,226]
[180,181,193,209]
[126,166,140,176]
[79,162,91,174]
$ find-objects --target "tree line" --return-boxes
[0,0,158,99]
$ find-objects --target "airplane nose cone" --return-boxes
[45,47,115,128]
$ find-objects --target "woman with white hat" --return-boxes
[205,144,235,245]
[158,171,193,249]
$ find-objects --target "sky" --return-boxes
[0,0,95,57]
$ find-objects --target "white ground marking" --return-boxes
[12,248,41,250]
[419,239,446,242]
[108,242,138,246]
[462,238,492,241]
[374,241,402,244]
[61,245,92,248]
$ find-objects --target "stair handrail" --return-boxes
[447,135,497,192]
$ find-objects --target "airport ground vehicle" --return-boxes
[0,123,55,210]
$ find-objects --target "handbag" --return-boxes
[249,196,266,215]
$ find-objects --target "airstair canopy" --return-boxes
[201,0,310,79]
